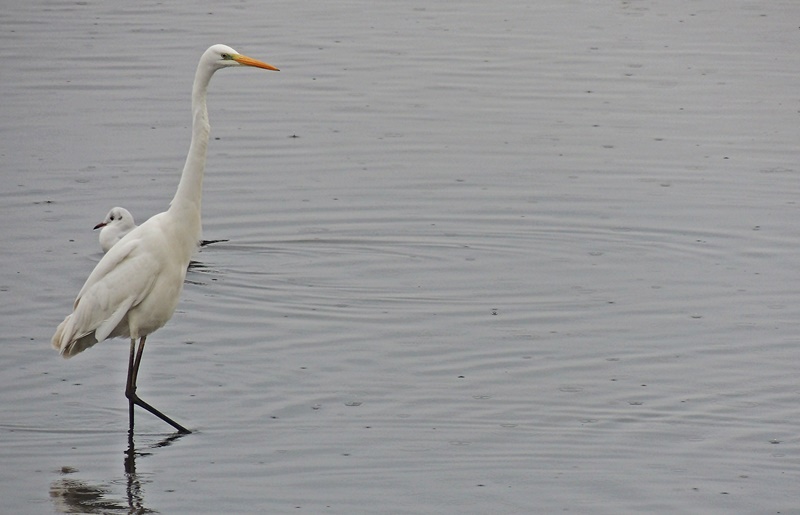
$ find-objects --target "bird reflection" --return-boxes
[49,475,133,514]
[50,432,185,514]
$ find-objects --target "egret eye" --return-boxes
[221,53,231,60]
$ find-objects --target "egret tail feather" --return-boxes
[52,314,99,358]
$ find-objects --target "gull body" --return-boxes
[95,207,136,253]
[95,207,227,254]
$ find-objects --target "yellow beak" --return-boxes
[233,54,280,71]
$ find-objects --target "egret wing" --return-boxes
[54,236,161,357]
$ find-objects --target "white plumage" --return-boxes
[52,44,278,433]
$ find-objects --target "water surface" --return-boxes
[1,1,799,513]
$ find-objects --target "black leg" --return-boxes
[125,336,191,434]
[131,335,147,387]
[126,338,137,433]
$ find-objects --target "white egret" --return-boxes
[94,207,136,253]
[52,44,278,434]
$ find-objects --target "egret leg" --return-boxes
[131,336,147,387]
[125,336,191,434]
[126,339,137,433]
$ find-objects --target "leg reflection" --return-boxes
[51,432,186,514]
[124,430,187,511]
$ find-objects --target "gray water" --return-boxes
[2,1,799,513]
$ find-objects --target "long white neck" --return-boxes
[169,61,214,238]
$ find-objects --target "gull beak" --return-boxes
[232,54,280,71]
[93,222,107,230]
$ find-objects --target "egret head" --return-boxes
[204,44,279,72]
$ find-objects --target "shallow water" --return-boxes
[2,0,799,513]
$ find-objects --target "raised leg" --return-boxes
[125,336,191,434]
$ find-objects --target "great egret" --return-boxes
[94,207,136,253]
[94,207,227,254]
[52,44,278,434]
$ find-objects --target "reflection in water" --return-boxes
[49,474,131,514]
[50,432,185,514]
